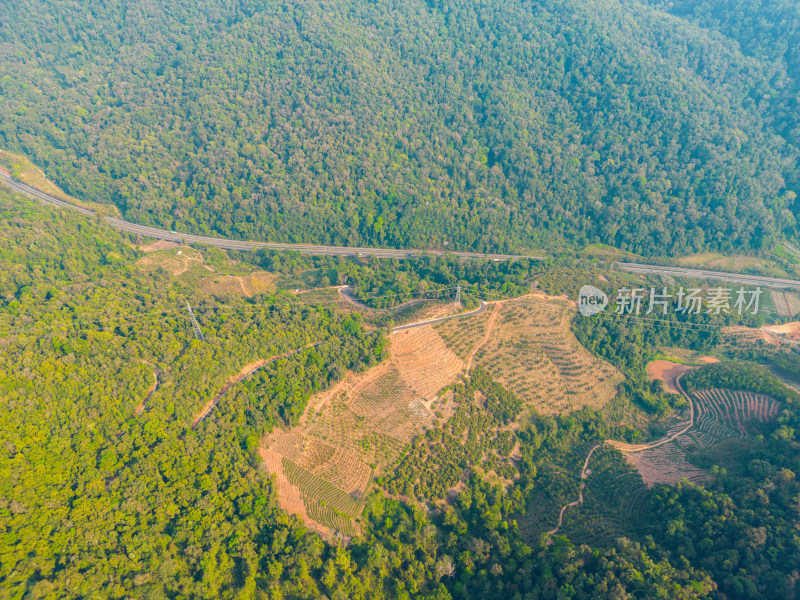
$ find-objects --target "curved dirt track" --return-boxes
[547,444,601,536]
[191,343,322,428]
[607,373,694,453]
[465,302,501,372]
[134,365,160,415]
[548,372,697,536]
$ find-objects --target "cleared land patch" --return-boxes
[769,290,800,318]
[647,360,695,394]
[612,388,781,488]
[261,325,463,536]
[136,247,209,277]
[434,307,493,361]
[467,298,623,414]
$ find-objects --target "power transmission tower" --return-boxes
[455,284,461,306]
[187,301,206,342]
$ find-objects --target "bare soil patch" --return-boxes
[696,356,720,364]
[136,247,206,277]
[723,325,783,347]
[139,240,179,253]
[762,321,800,338]
[261,326,463,537]
[646,360,694,393]
[259,447,327,535]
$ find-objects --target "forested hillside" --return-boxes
[640,0,800,139]
[1,0,798,254]
[5,185,800,598]
[0,187,721,598]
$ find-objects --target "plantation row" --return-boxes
[268,429,305,463]
[474,319,621,414]
[304,394,404,467]
[555,446,649,547]
[678,428,718,449]
[624,440,709,488]
[303,438,374,496]
[434,309,493,361]
[306,497,360,537]
[283,457,366,519]
[382,369,522,502]
[390,326,464,400]
[261,326,469,534]
[348,366,415,420]
[560,502,629,548]
[769,290,800,317]
[693,389,781,440]
[584,446,649,526]
[500,301,568,331]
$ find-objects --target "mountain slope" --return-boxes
[0,0,797,254]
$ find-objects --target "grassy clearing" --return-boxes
[136,247,210,278]
[136,245,279,299]
[675,252,790,277]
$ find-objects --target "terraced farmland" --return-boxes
[769,289,800,317]
[582,446,650,529]
[434,308,493,361]
[621,440,710,488]
[613,388,782,488]
[284,459,366,516]
[693,389,781,439]
[261,324,464,536]
[470,298,623,414]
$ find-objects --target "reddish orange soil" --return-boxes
[762,321,800,339]
[646,360,695,394]
[724,325,782,346]
[258,446,330,536]
[696,356,720,364]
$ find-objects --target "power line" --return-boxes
[0,282,793,342]
[187,302,206,342]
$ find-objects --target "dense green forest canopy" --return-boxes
[1,0,798,255]
[639,0,800,138]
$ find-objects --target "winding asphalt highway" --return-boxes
[618,262,800,292]
[5,171,800,291]
[0,172,530,261]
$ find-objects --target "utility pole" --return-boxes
[455,284,461,306]
[187,301,206,342]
